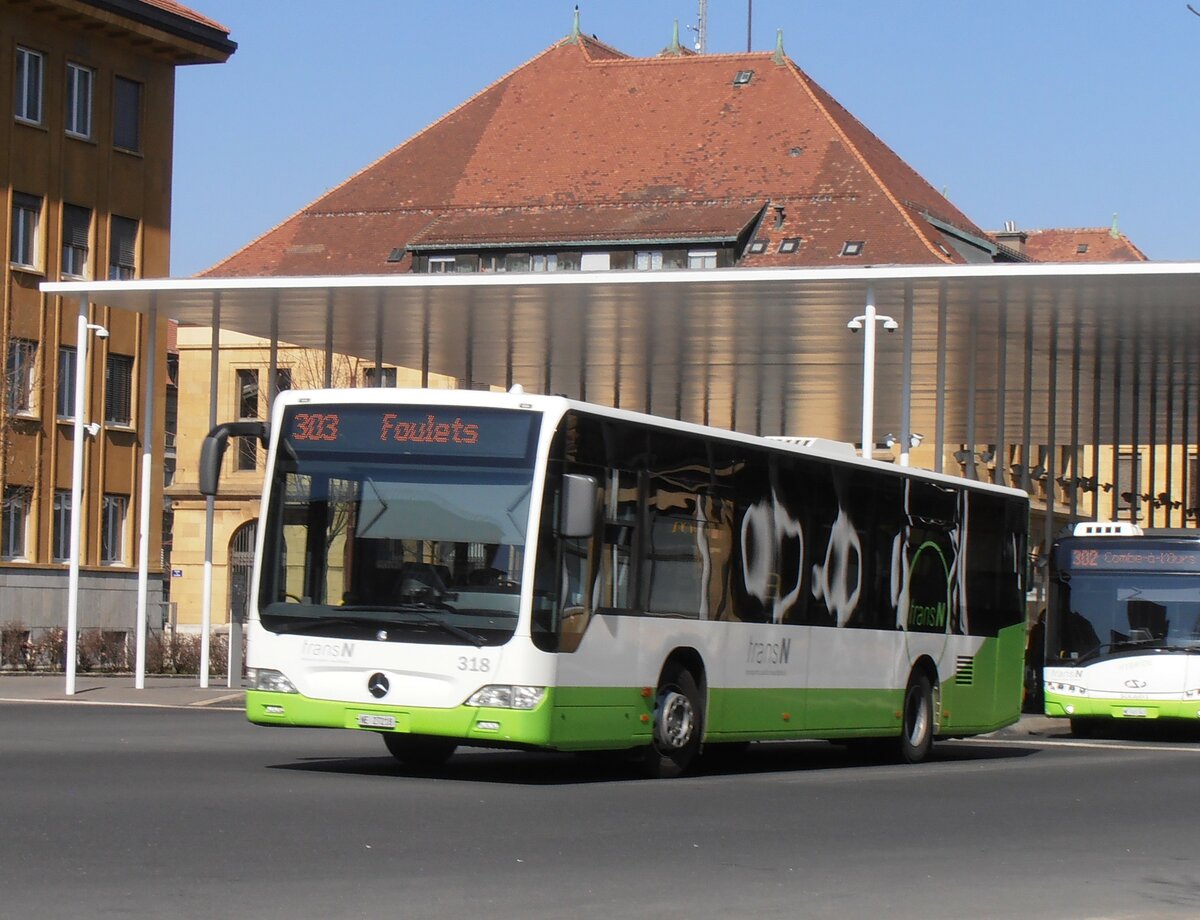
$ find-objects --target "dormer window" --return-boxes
[778,238,800,254]
[841,241,864,257]
[748,240,768,254]
[1076,243,1089,254]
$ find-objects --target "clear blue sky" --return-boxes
[171,1,1200,276]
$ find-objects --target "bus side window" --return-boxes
[599,469,638,610]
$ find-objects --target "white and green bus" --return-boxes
[1043,522,1200,734]
[201,388,1029,775]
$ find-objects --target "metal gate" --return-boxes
[228,521,257,624]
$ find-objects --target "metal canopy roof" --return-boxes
[44,261,1200,447]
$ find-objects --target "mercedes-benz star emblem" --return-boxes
[368,673,390,699]
[1124,679,1147,690]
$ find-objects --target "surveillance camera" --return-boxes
[847,319,863,332]
[84,422,101,438]
[883,318,898,332]
[95,327,109,339]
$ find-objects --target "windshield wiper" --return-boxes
[338,604,485,647]
[271,615,379,636]
[388,605,486,648]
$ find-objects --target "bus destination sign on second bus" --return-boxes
[1070,547,1200,572]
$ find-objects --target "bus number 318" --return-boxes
[458,657,491,672]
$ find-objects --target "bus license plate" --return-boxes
[1122,707,1148,718]
[357,713,396,729]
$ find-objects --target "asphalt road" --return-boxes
[3,704,1200,920]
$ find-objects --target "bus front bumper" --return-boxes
[1044,693,1200,721]
[246,688,555,748]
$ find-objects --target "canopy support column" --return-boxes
[65,295,92,696]
[934,284,947,473]
[134,301,157,689]
[993,296,1007,486]
[899,283,914,467]
[1044,304,1059,555]
[199,295,221,689]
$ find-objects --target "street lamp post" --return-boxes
[847,288,897,458]
[65,305,108,696]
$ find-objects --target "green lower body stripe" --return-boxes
[1045,694,1200,721]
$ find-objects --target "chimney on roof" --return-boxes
[993,220,1027,253]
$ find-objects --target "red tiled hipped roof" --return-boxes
[207,35,992,277]
[135,0,229,32]
[1017,228,1148,263]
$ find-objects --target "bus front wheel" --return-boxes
[382,733,457,770]
[643,668,703,778]
[898,671,935,764]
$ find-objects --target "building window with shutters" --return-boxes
[236,368,259,470]
[15,47,44,125]
[11,193,42,269]
[6,338,38,415]
[1,487,31,560]
[57,346,77,418]
[113,76,141,152]
[66,63,93,139]
[101,494,128,565]
[52,490,72,562]
[105,353,134,426]
[363,366,397,388]
[109,216,138,279]
[62,205,91,278]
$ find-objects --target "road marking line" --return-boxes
[964,737,1200,754]
[189,692,244,707]
[0,697,243,711]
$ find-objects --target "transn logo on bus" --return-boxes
[301,639,355,660]
[906,541,951,633]
[747,637,791,665]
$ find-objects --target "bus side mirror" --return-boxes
[561,473,598,538]
[199,421,270,497]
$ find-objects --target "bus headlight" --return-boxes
[247,668,298,694]
[465,685,546,710]
[1046,681,1086,696]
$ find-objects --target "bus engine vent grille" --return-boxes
[954,656,975,686]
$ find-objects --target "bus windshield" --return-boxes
[1051,573,1200,663]
[257,405,539,647]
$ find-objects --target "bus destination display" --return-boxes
[282,405,535,460]
[1069,546,1200,572]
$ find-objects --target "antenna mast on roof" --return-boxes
[689,0,708,53]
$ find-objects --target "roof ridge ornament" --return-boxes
[772,28,786,65]
[665,19,683,56]
[568,5,581,43]
[1110,212,1120,239]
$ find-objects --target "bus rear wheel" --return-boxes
[382,733,457,769]
[643,668,703,778]
[898,672,935,764]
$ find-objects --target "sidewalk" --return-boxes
[0,674,245,710]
